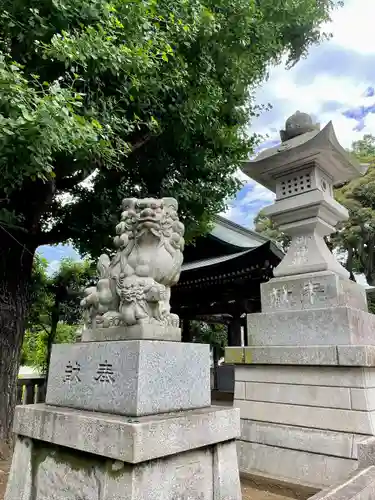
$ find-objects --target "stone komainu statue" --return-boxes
[81,197,185,329]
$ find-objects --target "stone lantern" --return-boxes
[242,111,365,279]
[224,112,375,489]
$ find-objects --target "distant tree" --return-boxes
[190,321,228,359]
[254,209,290,251]
[334,135,375,284]
[22,258,95,375]
[0,0,342,443]
[22,323,77,374]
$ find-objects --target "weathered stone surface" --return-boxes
[234,381,245,400]
[338,346,375,366]
[46,340,210,416]
[261,271,367,313]
[228,346,375,367]
[5,436,33,500]
[309,466,375,500]
[33,450,106,500]
[13,404,240,463]
[213,441,241,500]
[243,381,351,409]
[243,345,338,365]
[243,116,363,192]
[81,324,181,342]
[113,447,215,500]
[237,440,356,488]
[225,347,244,364]
[240,420,367,459]
[351,388,375,411]
[236,399,375,433]
[7,438,224,500]
[242,116,364,280]
[358,437,375,468]
[265,195,350,279]
[238,114,367,491]
[247,307,375,346]
[235,365,375,388]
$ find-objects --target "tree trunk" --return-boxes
[0,233,35,456]
[45,295,60,384]
[346,246,356,282]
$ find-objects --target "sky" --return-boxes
[38,0,375,271]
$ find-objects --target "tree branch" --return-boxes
[129,133,154,153]
[36,224,75,246]
[55,159,103,191]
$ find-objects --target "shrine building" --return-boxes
[171,215,284,347]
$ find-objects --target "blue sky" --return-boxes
[38,0,375,271]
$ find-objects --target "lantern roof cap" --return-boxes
[242,120,366,193]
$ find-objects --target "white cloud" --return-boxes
[326,0,375,55]
[251,71,375,149]
[250,182,275,203]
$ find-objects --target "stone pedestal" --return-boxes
[226,274,375,489]
[45,340,210,416]
[6,338,241,500]
[232,111,370,489]
[7,404,240,500]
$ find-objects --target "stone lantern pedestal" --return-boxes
[6,198,241,500]
[226,112,374,489]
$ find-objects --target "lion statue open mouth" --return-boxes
[81,197,185,330]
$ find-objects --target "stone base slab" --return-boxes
[236,398,375,434]
[233,362,375,489]
[237,440,356,489]
[247,306,375,345]
[235,364,375,387]
[225,345,375,366]
[261,271,367,313]
[46,340,210,416]
[240,419,368,460]
[12,404,240,463]
[81,324,181,342]
[6,433,241,500]
[309,466,375,500]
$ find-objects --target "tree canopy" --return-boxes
[190,321,228,359]
[0,0,341,254]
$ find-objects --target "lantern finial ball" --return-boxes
[280,110,320,143]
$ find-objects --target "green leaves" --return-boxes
[333,135,375,283]
[0,57,119,194]
[22,257,96,371]
[191,321,227,359]
[0,0,340,252]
